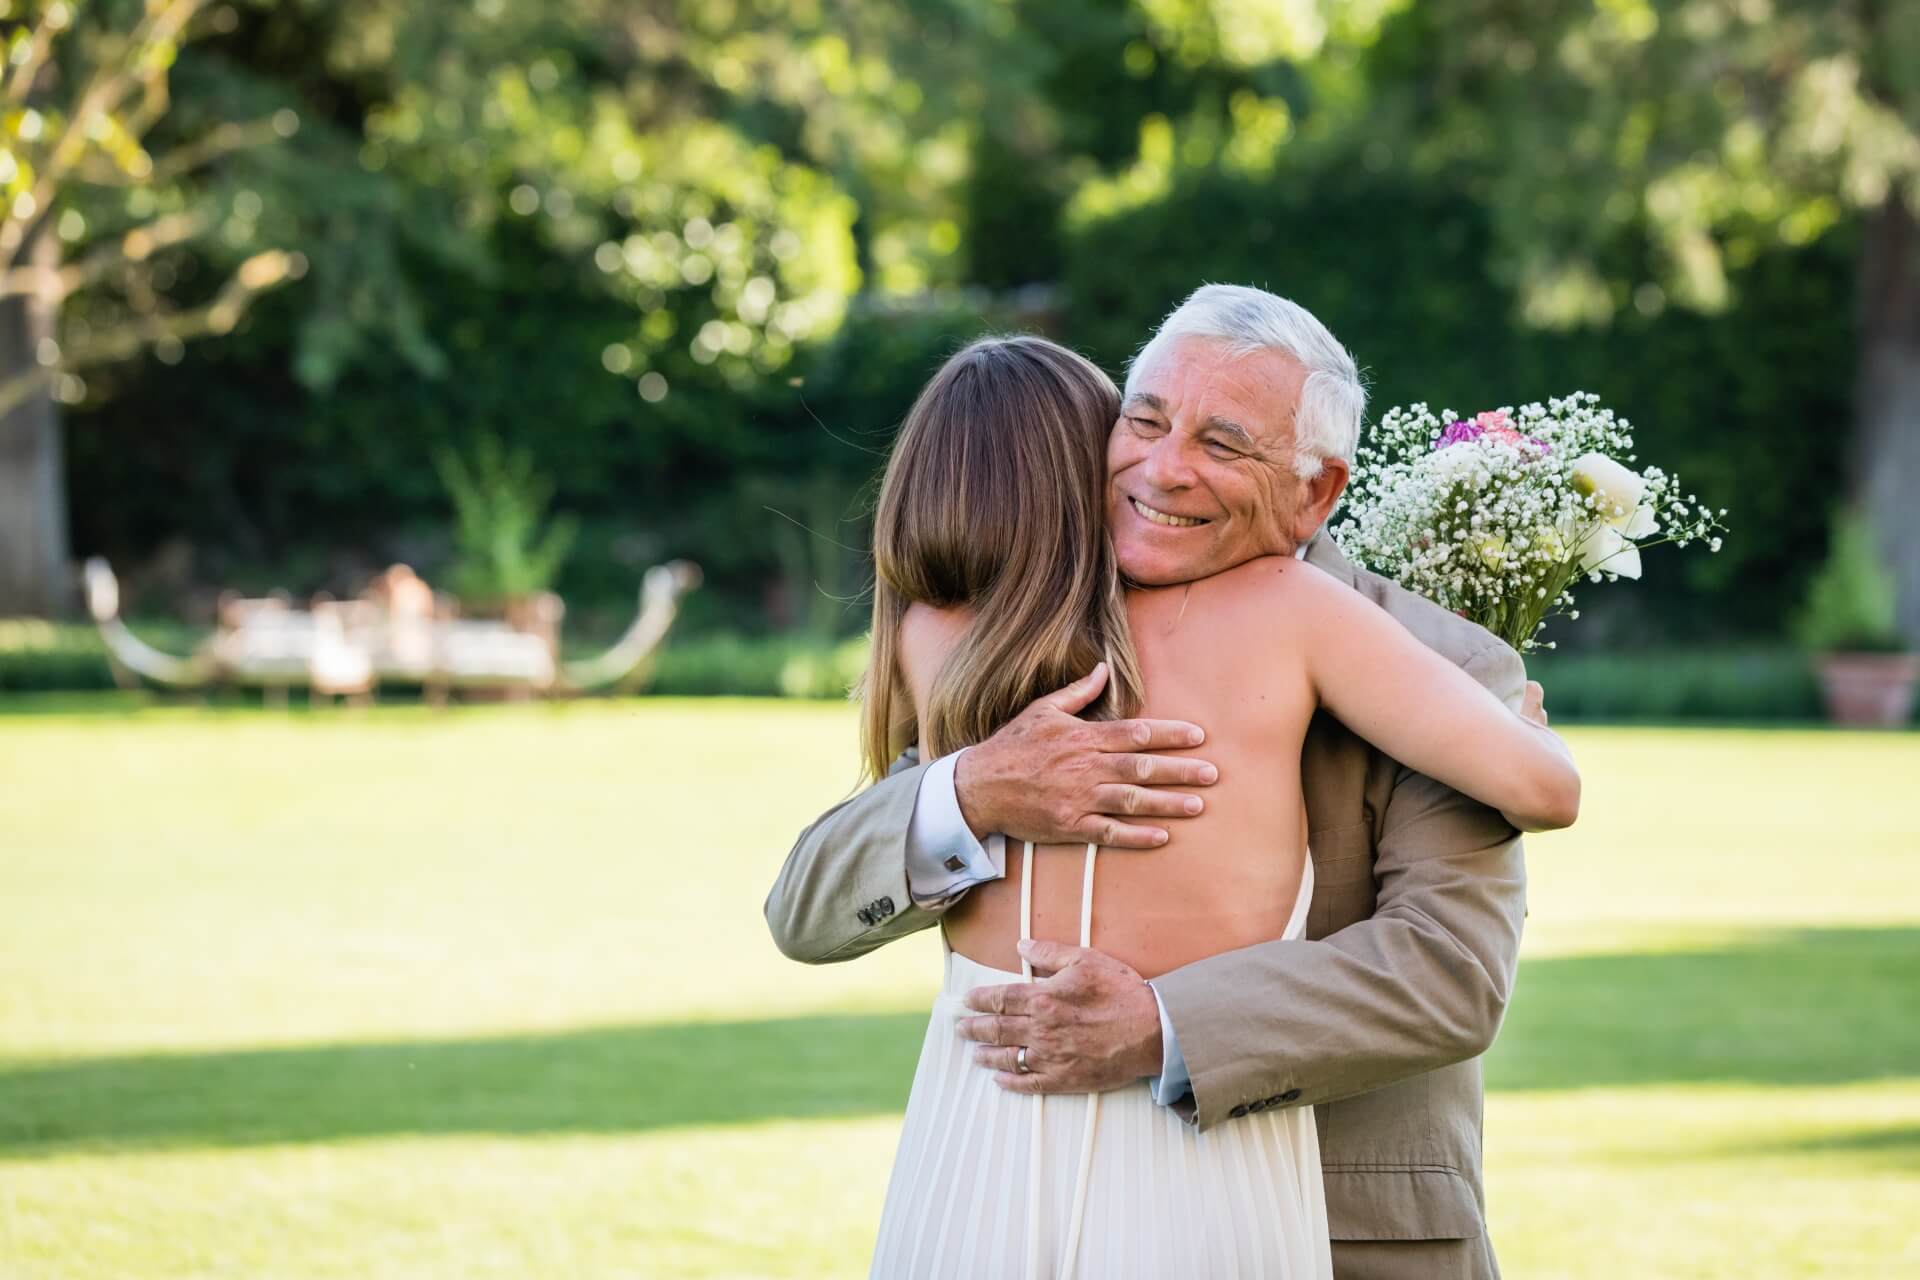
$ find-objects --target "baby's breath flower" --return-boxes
[1332,393,1730,651]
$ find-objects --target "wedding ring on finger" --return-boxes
[1015,1045,1032,1074]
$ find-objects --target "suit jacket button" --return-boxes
[1279,1088,1301,1104]
[1229,1104,1250,1119]
[878,896,895,916]
[1247,1099,1266,1113]
[856,907,874,925]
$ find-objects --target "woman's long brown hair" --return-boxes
[859,336,1145,781]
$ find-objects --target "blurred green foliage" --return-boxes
[0,619,1839,722]
[1358,0,1918,326]
[66,255,985,635]
[1522,649,1826,723]
[435,435,578,602]
[1795,511,1905,654]
[0,618,199,692]
[40,0,1901,658]
[651,633,872,700]
[1064,158,1856,642]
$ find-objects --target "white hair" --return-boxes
[1125,284,1365,480]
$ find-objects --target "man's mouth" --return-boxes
[1128,496,1209,528]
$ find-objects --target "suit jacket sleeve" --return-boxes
[764,752,951,963]
[1149,641,1530,1130]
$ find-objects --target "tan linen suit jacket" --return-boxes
[764,536,1528,1280]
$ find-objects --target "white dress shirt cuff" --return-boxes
[903,749,1006,908]
[1146,982,1192,1106]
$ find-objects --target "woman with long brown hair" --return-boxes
[856,335,1577,1278]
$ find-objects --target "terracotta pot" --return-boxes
[1815,652,1920,728]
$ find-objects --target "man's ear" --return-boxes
[1294,457,1350,541]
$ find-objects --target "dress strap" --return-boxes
[1016,839,1099,965]
[1019,841,1103,1280]
[1019,840,1036,974]
[1057,844,1100,1277]
[1077,842,1096,947]
[1020,842,1044,1280]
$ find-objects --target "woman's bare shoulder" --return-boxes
[1137,555,1377,677]
[1196,552,1352,617]
[1125,555,1320,723]
[1126,554,1330,633]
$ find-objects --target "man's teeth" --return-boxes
[1130,497,1206,528]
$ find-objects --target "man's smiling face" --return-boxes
[1107,335,1344,586]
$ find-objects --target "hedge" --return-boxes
[0,622,867,703]
[1524,649,1828,723]
[62,148,1855,651]
[1,620,1856,723]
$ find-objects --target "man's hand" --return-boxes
[956,940,1163,1093]
[1520,680,1548,726]
[953,663,1218,850]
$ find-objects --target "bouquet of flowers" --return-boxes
[1332,393,1727,652]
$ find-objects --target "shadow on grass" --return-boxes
[1686,1123,1920,1177]
[0,1011,929,1158]
[0,690,158,717]
[1775,1126,1920,1155]
[2,928,1914,1159]
[1734,1125,1920,1160]
[1488,927,1920,1092]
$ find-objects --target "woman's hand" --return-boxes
[1500,681,1578,832]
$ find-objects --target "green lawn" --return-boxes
[1,698,1916,1278]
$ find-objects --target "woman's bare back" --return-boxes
[923,556,1318,979]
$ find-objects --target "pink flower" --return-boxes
[1472,410,1527,447]
[1434,409,1549,455]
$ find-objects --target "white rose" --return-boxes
[1575,524,1643,579]
[1572,452,1656,537]
[1621,503,1659,539]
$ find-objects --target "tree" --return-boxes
[0,0,303,615]
[13,0,1059,616]
[310,0,1054,381]
[1363,0,1920,638]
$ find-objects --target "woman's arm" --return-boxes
[1286,564,1580,832]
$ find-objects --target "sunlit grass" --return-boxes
[1,699,1915,1277]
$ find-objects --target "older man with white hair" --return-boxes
[767,284,1539,1278]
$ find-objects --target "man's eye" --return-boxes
[1204,441,1241,459]
[1128,416,1166,433]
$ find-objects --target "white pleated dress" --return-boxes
[869,843,1331,1279]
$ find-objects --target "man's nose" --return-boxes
[1140,435,1197,491]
